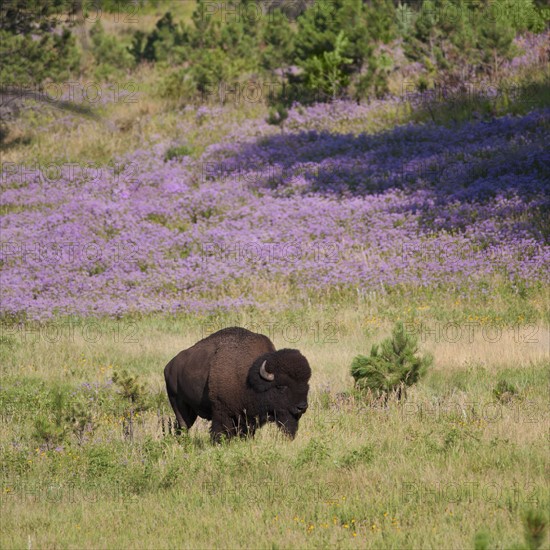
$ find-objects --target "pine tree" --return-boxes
[0,0,80,87]
[112,369,150,441]
[261,8,295,71]
[351,321,432,400]
[300,31,353,100]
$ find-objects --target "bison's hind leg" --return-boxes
[167,393,198,435]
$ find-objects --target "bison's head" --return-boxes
[247,349,311,439]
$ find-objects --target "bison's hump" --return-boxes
[198,326,274,348]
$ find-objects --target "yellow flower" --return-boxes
[353,533,357,537]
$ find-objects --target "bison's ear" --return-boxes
[247,355,275,392]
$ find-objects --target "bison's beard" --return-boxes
[273,410,300,439]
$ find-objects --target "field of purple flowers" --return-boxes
[1,96,548,320]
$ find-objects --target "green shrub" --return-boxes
[299,31,353,100]
[112,369,150,440]
[0,0,80,87]
[129,11,188,64]
[523,509,547,550]
[90,21,134,72]
[266,103,289,133]
[65,396,96,445]
[32,387,69,449]
[32,415,66,450]
[351,321,433,400]
[296,438,330,466]
[112,369,149,411]
[473,530,491,550]
[493,380,518,403]
[0,29,80,88]
[164,144,193,162]
[260,8,295,71]
[157,68,197,102]
[338,444,374,469]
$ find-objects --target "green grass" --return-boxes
[1,311,549,549]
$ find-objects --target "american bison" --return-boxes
[164,327,311,442]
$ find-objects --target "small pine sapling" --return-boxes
[112,369,150,440]
[351,321,432,401]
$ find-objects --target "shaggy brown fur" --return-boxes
[164,327,311,442]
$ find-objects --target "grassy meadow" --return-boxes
[1,308,549,549]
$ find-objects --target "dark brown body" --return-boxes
[164,327,311,442]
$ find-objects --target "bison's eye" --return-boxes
[276,385,287,392]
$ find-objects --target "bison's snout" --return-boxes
[292,402,308,416]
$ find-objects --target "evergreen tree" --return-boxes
[191,0,222,49]
[0,0,80,87]
[261,8,295,71]
[351,321,433,400]
[293,0,396,101]
[300,31,353,100]
[130,12,188,64]
[478,13,516,77]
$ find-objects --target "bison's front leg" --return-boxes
[210,413,237,443]
[236,416,257,439]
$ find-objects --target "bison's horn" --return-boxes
[259,360,274,381]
